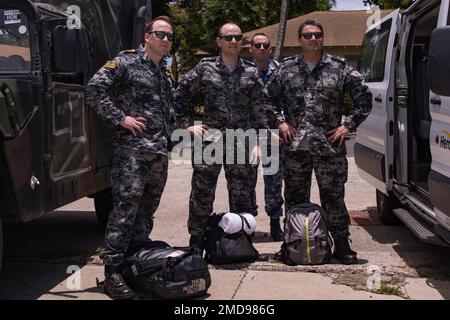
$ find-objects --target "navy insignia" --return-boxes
[103,60,119,70]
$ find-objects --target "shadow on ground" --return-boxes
[0,210,104,299]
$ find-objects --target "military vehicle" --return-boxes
[0,0,152,269]
[355,0,450,246]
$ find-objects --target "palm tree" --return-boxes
[273,0,290,62]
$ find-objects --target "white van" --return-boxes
[355,0,450,246]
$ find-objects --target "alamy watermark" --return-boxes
[170,123,281,175]
[66,265,81,290]
[367,265,381,290]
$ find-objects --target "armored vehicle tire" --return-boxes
[94,188,113,230]
[376,190,401,225]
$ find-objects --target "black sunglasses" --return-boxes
[148,31,174,41]
[219,34,243,42]
[300,32,323,40]
[253,43,270,49]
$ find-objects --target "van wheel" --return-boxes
[94,188,113,230]
[376,190,401,225]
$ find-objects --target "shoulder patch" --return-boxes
[164,68,172,78]
[103,60,119,70]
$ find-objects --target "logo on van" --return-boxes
[436,131,450,151]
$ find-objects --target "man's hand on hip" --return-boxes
[327,125,350,146]
[120,116,147,136]
[278,122,296,143]
[187,124,209,137]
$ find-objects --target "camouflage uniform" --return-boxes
[174,56,266,237]
[265,52,372,238]
[86,48,172,266]
[249,58,285,218]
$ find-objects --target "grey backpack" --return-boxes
[282,203,333,265]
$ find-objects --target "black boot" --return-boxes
[332,237,358,265]
[104,265,135,300]
[270,217,284,241]
[274,243,287,262]
[189,234,204,250]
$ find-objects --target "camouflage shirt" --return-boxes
[265,52,372,156]
[86,48,173,155]
[174,56,266,131]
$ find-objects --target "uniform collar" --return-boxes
[297,51,332,68]
[140,48,168,72]
[253,59,277,76]
[268,59,278,72]
[215,55,246,71]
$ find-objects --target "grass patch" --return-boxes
[376,283,406,298]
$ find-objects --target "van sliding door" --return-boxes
[355,9,400,193]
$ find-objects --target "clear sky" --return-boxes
[332,0,371,10]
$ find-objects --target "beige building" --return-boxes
[242,10,393,68]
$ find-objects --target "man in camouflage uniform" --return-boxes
[265,19,372,264]
[174,22,267,249]
[248,32,284,241]
[86,16,174,299]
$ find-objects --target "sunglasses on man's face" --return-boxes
[219,34,243,42]
[253,43,270,49]
[148,31,174,41]
[300,32,323,40]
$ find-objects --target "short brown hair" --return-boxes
[145,16,173,34]
[298,19,324,38]
[251,32,270,46]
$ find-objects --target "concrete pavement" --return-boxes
[2,155,450,300]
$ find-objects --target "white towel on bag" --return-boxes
[218,212,256,235]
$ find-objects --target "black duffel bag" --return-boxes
[122,240,211,299]
[204,212,259,265]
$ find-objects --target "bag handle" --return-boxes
[130,258,165,276]
[130,251,190,276]
[237,213,251,231]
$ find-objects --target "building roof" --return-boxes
[243,9,394,48]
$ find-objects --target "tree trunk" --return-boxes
[273,0,290,62]
[171,55,179,88]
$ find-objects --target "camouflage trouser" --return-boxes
[250,144,284,218]
[188,143,258,236]
[283,150,350,239]
[102,149,168,266]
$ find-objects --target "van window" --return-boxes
[359,19,392,82]
[0,9,31,72]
